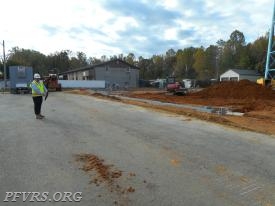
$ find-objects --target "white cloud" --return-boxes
[164,28,178,40]
[0,0,274,58]
[158,0,180,10]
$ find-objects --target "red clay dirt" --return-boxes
[66,81,275,136]
[192,80,275,99]
[124,80,275,113]
[75,154,136,205]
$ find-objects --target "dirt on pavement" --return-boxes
[66,81,275,136]
[75,154,136,206]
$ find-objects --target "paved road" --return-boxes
[0,92,275,206]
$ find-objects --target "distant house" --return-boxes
[219,69,261,82]
[59,59,140,88]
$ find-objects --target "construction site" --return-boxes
[2,30,275,206]
[2,1,275,206]
[2,82,275,206]
[67,79,275,136]
[2,66,275,206]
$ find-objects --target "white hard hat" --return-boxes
[34,73,41,79]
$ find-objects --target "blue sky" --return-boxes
[1,0,273,58]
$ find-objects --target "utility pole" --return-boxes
[3,40,7,91]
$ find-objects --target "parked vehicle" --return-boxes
[166,76,187,95]
[43,69,62,91]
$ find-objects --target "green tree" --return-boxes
[163,48,176,77]
[175,47,196,79]
[224,30,246,70]
[194,47,209,79]
[87,57,101,65]
[152,55,164,78]
[125,53,135,65]
[229,30,246,53]
[205,45,219,79]
[3,28,271,82]
[7,47,48,75]
[248,35,268,73]
[137,57,152,79]
[76,51,88,67]
[237,47,251,68]
[47,50,70,73]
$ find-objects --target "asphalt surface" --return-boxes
[0,92,275,206]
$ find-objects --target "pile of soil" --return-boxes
[191,80,275,100]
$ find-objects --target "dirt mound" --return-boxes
[191,80,275,99]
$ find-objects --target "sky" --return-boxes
[1,0,274,59]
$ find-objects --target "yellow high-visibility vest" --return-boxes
[32,81,45,96]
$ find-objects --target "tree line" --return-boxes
[0,30,269,80]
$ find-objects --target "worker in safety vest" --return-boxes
[30,73,48,119]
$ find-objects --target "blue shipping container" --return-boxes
[9,66,33,94]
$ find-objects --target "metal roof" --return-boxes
[231,69,261,76]
[59,59,140,75]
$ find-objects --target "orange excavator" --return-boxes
[43,70,62,92]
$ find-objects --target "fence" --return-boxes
[58,80,105,89]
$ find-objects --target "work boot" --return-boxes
[36,115,43,119]
[39,114,45,118]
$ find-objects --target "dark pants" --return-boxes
[32,96,43,115]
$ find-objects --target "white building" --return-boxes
[220,69,261,82]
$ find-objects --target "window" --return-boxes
[221,77,229,81]
[230,77,238,81]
